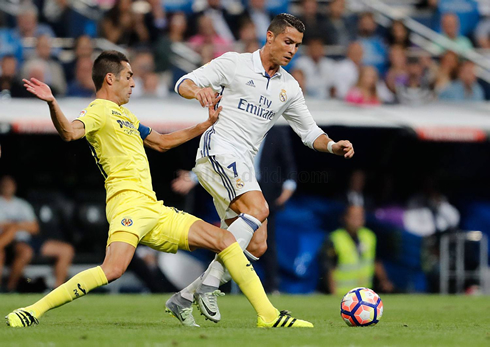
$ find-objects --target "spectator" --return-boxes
[99,0,150,47]
[130,50,156,98]
[395,56,434,105]
[387,20,410,49]
[432,13,473,55]
[0,176,74,291]
[298,0,329,43]
[188,15,233,63]
[242,0,272,44]
[0,55,18,97]
[345,66,381,106]
[405,177,460,236]
[63,35,95,83]
[140,72,168,98]
[145,0,168,42]
[322,205,394,295]
[21,35,67,96]
[385,45,409,94]
[66,57,95,97]
[292,37,335,99]
[324,0,355,48]
[344,170,374,210]
[41,0,98,38]
[235,18,259,53]
[475,15,490,49]
[10,3,56,61]
[154,12,187,73]
[10,59,59,98]
[438,61,484,101]
[428,0,480,37]
[357,12,388,75]
[190,0,238,42]
[434,50,459,92]
[0,28,23,63]
[334,41,363,99]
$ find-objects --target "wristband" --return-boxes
[327,140,336,154]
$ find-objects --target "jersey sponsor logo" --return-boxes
[246,79,256,87]
[237,98,276,120]
[112,110,122,116]
[116,119,139,136]
[121,218,133,227]
[279,89,287,102]
[116,119,136,129]
[79,110,87,117]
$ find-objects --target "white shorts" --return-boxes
[193,154,261,221]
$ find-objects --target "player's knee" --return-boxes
[247,239,267,258]
[243,205,269,222]
[216,230,237,253]
[103,265,126,282]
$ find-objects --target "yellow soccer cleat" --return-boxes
[257,310,314,328]
[5,308,39,328]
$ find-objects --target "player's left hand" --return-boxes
[332,140,354,159]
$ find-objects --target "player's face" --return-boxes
[114,62,135,105]
[269,26,303,66]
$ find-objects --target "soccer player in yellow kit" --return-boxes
[5,51,312,328]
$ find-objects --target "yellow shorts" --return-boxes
[106,190,200,253]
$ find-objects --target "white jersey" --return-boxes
[175,50,325,162]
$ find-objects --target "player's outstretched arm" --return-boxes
[177,79,217,107]
[144,102,222,152]
[23,78,85,142]
[313,134,354,159]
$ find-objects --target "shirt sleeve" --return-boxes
[77,108,105,137]
[282,86,326,149]
[174,52,239,94]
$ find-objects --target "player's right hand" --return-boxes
[195,87,218,107]
[23,78,55,103]
[206,96,222,125]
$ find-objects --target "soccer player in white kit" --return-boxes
[166,13,354,326]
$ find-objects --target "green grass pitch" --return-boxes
[1,294,490,346]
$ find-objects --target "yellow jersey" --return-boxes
[77,99,156,202]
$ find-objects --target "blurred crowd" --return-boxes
[1,0,490,103]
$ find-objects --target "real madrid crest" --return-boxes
[236,178,244,189]
[279,89,287,102]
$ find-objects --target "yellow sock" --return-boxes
[26,266,108,318]
[218,242,277,322]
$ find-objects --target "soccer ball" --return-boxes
[340,287,383,326]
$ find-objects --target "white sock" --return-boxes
[201,213,261,288]
[180,270,209,301]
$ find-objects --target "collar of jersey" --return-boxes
[93,98,122,109]
[252,49,281,78]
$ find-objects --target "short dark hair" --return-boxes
[92,50,129,91]
[267,13,305,36]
